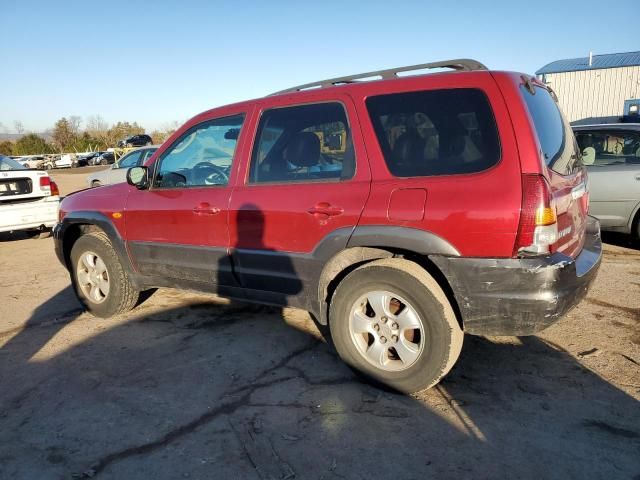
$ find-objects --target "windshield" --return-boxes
[0,156,27,171]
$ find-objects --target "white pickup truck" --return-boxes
[0,156,60,236]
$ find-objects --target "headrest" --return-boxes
[393,131,426,166]
[285,132,320,167]
[582,146,595,165]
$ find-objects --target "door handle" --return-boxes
[307,202,344,217]
[192,202,220,215]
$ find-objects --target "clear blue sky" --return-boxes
[1,0,638,133]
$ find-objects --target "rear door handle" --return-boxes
[192,202,220,215]
[307,202,344,217]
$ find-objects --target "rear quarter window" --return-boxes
[521,85,578,175]
[366,88,500,177]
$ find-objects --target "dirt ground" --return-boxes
[0,169,639,479]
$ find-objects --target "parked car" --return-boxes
[0,155,60,237]
[15,156,45,169]
[90,152,115,166]
[54,59,602,393]
[117,134,153,148]
[76,152,103,167]
[44,154,75,170]
[573,123,640,238]
[87,146,158,187]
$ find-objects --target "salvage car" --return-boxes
[573,123,640,238]
[87,146,158,187]
[16,156,45,169]
[76,152,103,167]
[0,155,60,237]
[117,134,153,148]
[54,59,602,393]
[90,152,115,166]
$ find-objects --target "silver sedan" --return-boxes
[87,147,158,187]
[574,123,640,238]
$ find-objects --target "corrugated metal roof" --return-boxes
[536,51,640,75]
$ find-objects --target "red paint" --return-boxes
[58,69,587,261]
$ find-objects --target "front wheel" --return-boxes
[70,231,139,317]
[329,258,463,393]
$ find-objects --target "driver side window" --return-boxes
[154,114,245,188]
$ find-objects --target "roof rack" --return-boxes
[270,58,487,95]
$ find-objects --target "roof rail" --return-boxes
[270,58,487,95]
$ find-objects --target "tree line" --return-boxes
[0,116,179,156]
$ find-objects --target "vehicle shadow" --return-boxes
[2,204,639,479]
[1,293,639,478]
[602,231,640,250]
[0,231,46,242]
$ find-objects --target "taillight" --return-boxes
[514,174,558,256]
[39,176,51,191]
[50,180,60,197]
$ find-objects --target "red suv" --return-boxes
[54,59,602,393]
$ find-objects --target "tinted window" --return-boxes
[521,85,577,174]
[155,114,244,188]
[366,88,500,177]
[575,130,640,166]
[249,102,354,183]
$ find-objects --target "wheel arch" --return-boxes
[315,227,463,329]
[629,201,640,238]
[58,212,138,286]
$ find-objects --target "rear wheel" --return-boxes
[91,180,102,188]
[70,232,139,317]
[329,258,463,393]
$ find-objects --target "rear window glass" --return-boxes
[0,156,26,170]
[366,88,500,177]
[521,85,577,174]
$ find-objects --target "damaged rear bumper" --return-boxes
[432,216,602,336]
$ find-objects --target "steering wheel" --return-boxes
[193,161,229,185]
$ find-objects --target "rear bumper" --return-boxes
[431,216,602,336]
[0,198,59,233]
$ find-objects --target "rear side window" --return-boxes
[575,130,640,166]
[521,85,578,174]
[249,102,354,183]
[366,88,500,177]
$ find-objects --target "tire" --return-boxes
[100,158,108,166]
[91,180,102,188]
[70,231,139,318]
[33,228,52,239]
[329,258,463,393]
[26,227,51,239]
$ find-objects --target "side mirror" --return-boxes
[127,166,149,189]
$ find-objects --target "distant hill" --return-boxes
[0,132,52,141]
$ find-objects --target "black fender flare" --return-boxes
[313,225,460,324]
[55,211,137,281]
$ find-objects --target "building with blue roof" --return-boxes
[536,51,640,124]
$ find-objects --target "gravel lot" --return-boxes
[1,169,638,479]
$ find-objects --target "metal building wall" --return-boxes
[543,66,640,122]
